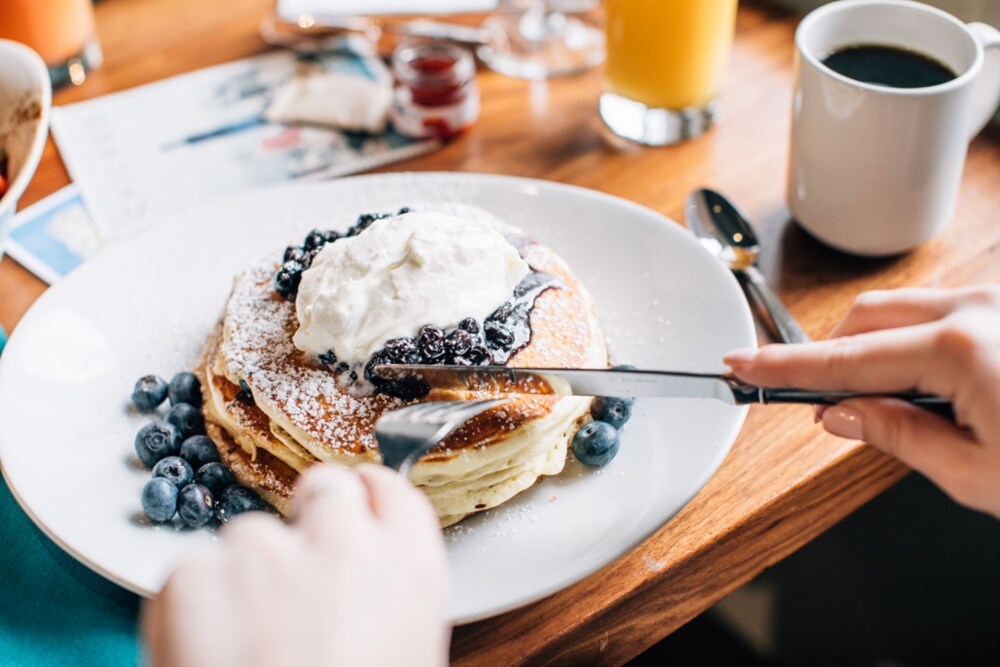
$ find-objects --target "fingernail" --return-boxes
[723,347,758,369]
[822,405,864,440]
[291,466,368,520]
[813,405,828,424]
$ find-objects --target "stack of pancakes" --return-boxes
[199,233,607,526]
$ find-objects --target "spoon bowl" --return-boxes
[685,188,810,344]
[685,188,761,270]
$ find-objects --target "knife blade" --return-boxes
[377,364,747,401]
[374,364,955,420]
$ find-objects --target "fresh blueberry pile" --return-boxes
[571,365,637,468]
[273,209,412,301]
[131,372,270,527]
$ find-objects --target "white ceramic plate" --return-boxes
[0,173,754,623]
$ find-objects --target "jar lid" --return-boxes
[391,41,476,88]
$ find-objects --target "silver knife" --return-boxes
[374,364,954,419]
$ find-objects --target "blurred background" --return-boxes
[778,0,1000,23]
[2,1,999,665]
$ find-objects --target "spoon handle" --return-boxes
[741,265,811,344]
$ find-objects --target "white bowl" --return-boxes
[0,40,52,260]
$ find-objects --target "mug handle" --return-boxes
[968,22,1000,139]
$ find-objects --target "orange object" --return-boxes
[605,0,738,110]
[0,0,96,66]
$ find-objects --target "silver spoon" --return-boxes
[685,188,810,344]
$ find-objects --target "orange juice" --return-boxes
[0,0,96,66]
[605,0,738,110]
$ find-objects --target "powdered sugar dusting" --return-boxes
[216,217,606,458]
[220,255,404,455]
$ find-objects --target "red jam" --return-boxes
[390,42,480,140]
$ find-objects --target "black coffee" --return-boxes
[822,44,957,88]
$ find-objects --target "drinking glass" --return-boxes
[601,0,738,145]
[477,0,604,80]
[0,0,103,89]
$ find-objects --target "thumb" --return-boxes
[822,398,982,504]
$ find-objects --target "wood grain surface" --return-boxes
[2,1,999,665]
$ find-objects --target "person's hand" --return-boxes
[724,285,1000,520]
[142,464,450,667]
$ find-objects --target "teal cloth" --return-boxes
[0,476,142,666]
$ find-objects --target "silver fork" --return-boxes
[374,400,506,477]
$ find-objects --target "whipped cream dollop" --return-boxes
[293,211,530,363]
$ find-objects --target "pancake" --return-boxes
[199,228,607,526]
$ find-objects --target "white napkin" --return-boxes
[265,70,393,133]
[277,0,499,19]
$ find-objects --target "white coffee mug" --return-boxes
[787,0,1000,256]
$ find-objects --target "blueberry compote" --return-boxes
[276,214,560,400]
[364,269,560,399]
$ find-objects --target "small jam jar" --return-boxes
[390,41,480,140]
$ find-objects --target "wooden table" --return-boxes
[2,1,999,664]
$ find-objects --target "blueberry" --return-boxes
[135,421,182,469]
[195,462,236,495]
[351,212,389,236]
[457,317,480,335]
[319,349,338,366]
[131,375,169,412]
[283,245,305,263]
[165,403,205,440]
[385,378,430,400]
[168,372,202,408]
[446,329,473,358]
[303,228,330,251]
[490,302,514,322]
[153,456,194,488]
[142,478,178,523]
[417,325,445,360]
[236,379,254,406]
[591,396,634,429]
[364,350,392,384]
[215,485,267,523]
[572,421,620,467]
[484,320,514,348]
[465,343,493,365]
[177,484,215,528]
[613,364,639,371]
[301,249,319,270]
[274,260,304,300]
[180,435,220,469]
[384,337,420,364]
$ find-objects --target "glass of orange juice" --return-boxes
[0,0,103,89]
[602,0,738,145]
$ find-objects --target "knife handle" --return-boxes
[758,388,956,423]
